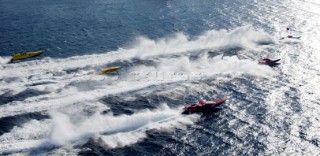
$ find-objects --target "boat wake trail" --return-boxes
[0,54,276,119]
[0,104,199,154]
[0,56,11,64]
[0,26,276,155]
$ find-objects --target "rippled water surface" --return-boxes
[1,0,320,155]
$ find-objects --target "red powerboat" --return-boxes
[258,58,280,66]
[182,98,227,114]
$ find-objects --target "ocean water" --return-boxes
[1,0,320,155]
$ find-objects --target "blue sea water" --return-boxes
[1,0,214,57]
[1,0,320,155]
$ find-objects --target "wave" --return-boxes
[0,25,276,154]
[0,56,11,64]
[0,54,276,118]
[0,25,273,80]
[0,104,199,154]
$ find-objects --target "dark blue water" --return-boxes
[1,0,320,155]
[1,0,219,58]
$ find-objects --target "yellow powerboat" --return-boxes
[10,50,45,62]
[100,66,121,74]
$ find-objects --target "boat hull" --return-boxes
[11,50,45,62]
[100,66,121,74]
[182,98,226,114]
